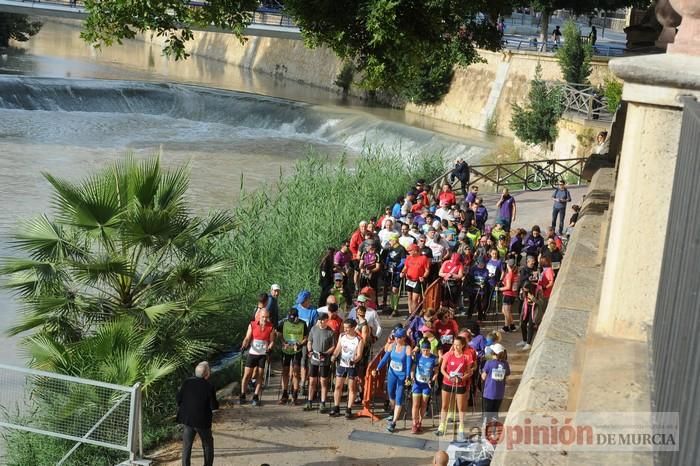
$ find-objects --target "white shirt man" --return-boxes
[378,219,396,249]
[426,231,449,263]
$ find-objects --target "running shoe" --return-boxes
[278,392,289,405]
[521,343,531,351]
[510,324,517,332]
[411,424,419,434]
[435,428,445,437]
[304,400,313,411]
[501,325,511,333]
[329,406,341,417]
[515,341,527,347]
[251,395,261,407]
[386,422,396,433]
[345,408,353,419]
[319,402,330,414]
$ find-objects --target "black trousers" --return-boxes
[521,310,535,344]
[483,397,503,422]
[182,425,214,466]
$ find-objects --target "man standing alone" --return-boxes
[450,157,470,196]
[551,180,572,235]
[177,361,219,466]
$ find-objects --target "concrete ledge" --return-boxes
[492,169,615,466]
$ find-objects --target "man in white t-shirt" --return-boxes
[378,218,397,249]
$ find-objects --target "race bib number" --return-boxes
[389,360,403,372]
[311,352,324,363]
[449,371,464,379]
[252,339,267,353]
[552,261,561,270]
[492,365,506,381]
[416,370,431,384]
[440,334,454,345]
[406,279,418,288]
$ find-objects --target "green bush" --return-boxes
[556,19,593,84]
[510,62,563,149]
[603,76,623,114]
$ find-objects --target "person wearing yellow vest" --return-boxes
[277,307,308,405]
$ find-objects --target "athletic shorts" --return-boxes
[385,271,401,289]
[245,353,267,369]
[406,281,424,294]
[281,352,303,367]
[336,365,357,378]
[309,364,331,378]
[412,381,432,396]
[442,383,467,395]
[503,295,515,305]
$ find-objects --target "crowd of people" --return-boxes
[177,169,579,465]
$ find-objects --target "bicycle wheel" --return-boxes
[550,175,561,190]
[525,173,543,191]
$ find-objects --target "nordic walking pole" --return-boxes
[450,382,458,440]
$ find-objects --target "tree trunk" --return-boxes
[539,9,551,49]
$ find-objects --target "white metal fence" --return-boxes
[0,363,144,465]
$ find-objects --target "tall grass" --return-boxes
[211,147,443,340]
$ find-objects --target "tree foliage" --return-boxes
[0,13,42,47]
[556,20,593,84]
[0,155,236,390]
[283,0,503,103]
[510,63,563,148]
[81,0,259,59]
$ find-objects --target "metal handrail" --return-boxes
[544,81,612,121]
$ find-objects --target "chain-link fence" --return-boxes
[0,363,143,465]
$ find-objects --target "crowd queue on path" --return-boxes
[176,161,580,465]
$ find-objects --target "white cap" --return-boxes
[271,284,281,291]
[490,343,506,355]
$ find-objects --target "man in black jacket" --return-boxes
[177,361,219,466]
[450,157,470,196]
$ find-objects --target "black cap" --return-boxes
[287,307,298,318]
[317,313,329,321]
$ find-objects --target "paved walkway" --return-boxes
[152,186,586,466]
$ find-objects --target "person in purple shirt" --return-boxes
[474,197,488,230]
[509,228,526,263]
[523,225,545,257]
[496,188,516,231]
[481,343,510,421]
[465,185,479,206]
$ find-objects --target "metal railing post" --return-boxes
[128,382,142,462]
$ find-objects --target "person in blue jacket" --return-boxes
[409,340,438,434]
[373,327,412,433]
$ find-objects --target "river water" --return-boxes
[0,20,495,365]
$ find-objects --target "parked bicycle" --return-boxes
[525,160,563,191]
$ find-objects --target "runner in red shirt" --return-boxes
[436,336,474,441]
[401,244,430,317]
[434,310,459,356]
[240,309,276,406]
[437,184,457,206]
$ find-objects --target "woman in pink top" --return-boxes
[439,252,464,308]
[537,256,555,311]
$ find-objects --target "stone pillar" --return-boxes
[595,49,700,339]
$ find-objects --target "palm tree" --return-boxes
[1,155,235,389]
